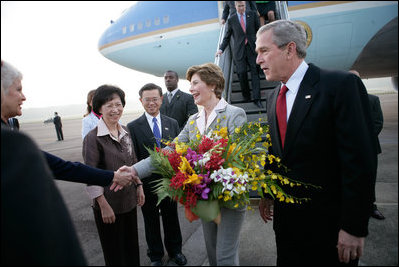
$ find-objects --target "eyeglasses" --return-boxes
[142,97,161,103]
[104,102,123,109]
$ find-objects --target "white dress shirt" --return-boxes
[82,111,100,139]
[282,60,309,121]
[145,112,162,137]
[196,98,228,135]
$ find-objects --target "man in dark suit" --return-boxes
[1,127,87,265]
[128,83,186,266]
[255,20,376,265]
[217,1,262,108]
[7,117,19,130]
[220,1,258,25]
[160,70,198,132]
[349,70,385,220]
[367,94,385,220]
[53,111,64,141]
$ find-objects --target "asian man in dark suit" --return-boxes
[127,83,186,266]
[160,70,198,132]
[217,1,262,108]
[255,20,376,265]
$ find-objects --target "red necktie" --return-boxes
[240,14,248,45]
[276,85,288,148]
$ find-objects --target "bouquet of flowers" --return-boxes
[148,118,317,223]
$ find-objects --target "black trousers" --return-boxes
[93,207,140,266]
[235,44,261,101]
[141,184,182,262]
[55,126,63,140]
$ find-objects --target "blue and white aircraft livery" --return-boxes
[98,1,398,84]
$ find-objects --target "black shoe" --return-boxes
[151,260,163,266]
[170,253,187,266]
[254,100,264,109]
[371,206,385,220]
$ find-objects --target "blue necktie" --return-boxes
[152,117,161,147]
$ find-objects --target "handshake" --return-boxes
[109,165,140,192]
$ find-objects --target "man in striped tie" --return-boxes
[216,1,262,108]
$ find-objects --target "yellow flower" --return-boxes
[190,120,195,125]
[175,142,188,154]
[179,157,193,175]
[271,185,277,194]
[235,127,241,134]
[218,127,228,138]
[183,173,202,185]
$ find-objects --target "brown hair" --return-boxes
[84,89,96,117]
[186,63,225,99]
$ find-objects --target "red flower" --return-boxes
[216,138,229,148]
[184,189,198,208]
[168,150,182,173]
[169,171,187,190]
[205,152,225,170]
[198,136,215,154]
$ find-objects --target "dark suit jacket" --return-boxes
[53,115,62,128]
[219,10,260,64]
[1,118,114,186]
[8,117,19,130]
[44,151,114,185]
[160,89,198,131]
[222,1,258,21]
[1,127,86,265]
[266,64,376,241]
[127,113,179,162]
[368,94,383,154]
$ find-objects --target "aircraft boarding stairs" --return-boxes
[215,32,279,199]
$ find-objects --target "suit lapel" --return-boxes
[283,64,320,156]
[139,114,154,138]
[169,89,182,107]
[160,115,171,139]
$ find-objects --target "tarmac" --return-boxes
[19,92,398,266]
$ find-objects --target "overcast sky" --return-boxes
[2,1,394,111]
[1,1,190,110]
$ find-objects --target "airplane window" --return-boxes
[138,22,143,30]
[122,26,127,34]
[154,17,160,26]
[163,15,169,24]
[130,24,135,32]
[146,19,151,27]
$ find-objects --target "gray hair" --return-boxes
[1,60,23,93]
[257,20,307,58]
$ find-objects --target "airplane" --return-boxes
[98,1,398,88]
